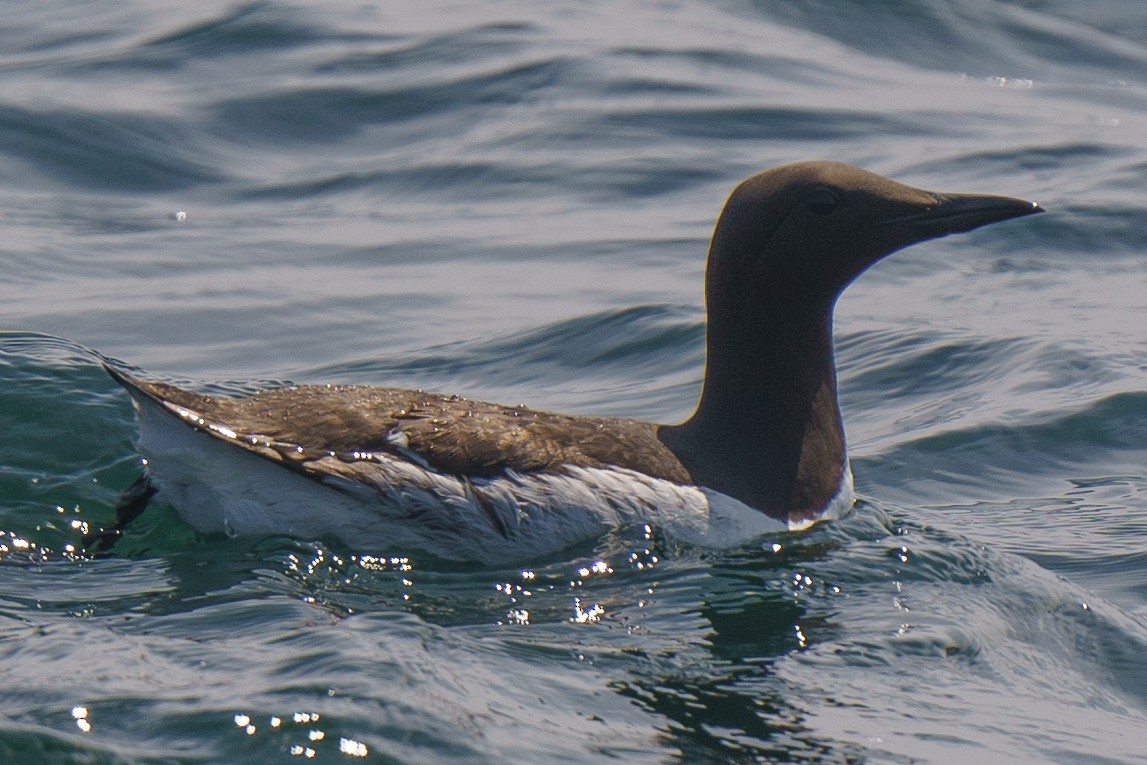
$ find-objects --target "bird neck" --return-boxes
[660,300,847,524]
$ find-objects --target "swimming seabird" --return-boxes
[92,161,1042,561]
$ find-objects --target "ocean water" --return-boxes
[2,0,1146,762]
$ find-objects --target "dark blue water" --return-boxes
[2,1,1147,762]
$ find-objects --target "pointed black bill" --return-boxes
[887,192,1043,240]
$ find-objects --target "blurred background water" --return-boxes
[2,1,1147,762]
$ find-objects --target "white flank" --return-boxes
[128,390,854,563]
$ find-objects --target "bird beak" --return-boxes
[883,192,1044,241]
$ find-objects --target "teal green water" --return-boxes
[3,1,1147,762]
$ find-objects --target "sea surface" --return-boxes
[2,1,1146,762]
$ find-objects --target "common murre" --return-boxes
[91,161,1042,561]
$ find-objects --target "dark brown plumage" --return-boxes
[111,372,693,483]
[97,161,1043,554]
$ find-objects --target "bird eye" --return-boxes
[807,187,840,215]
